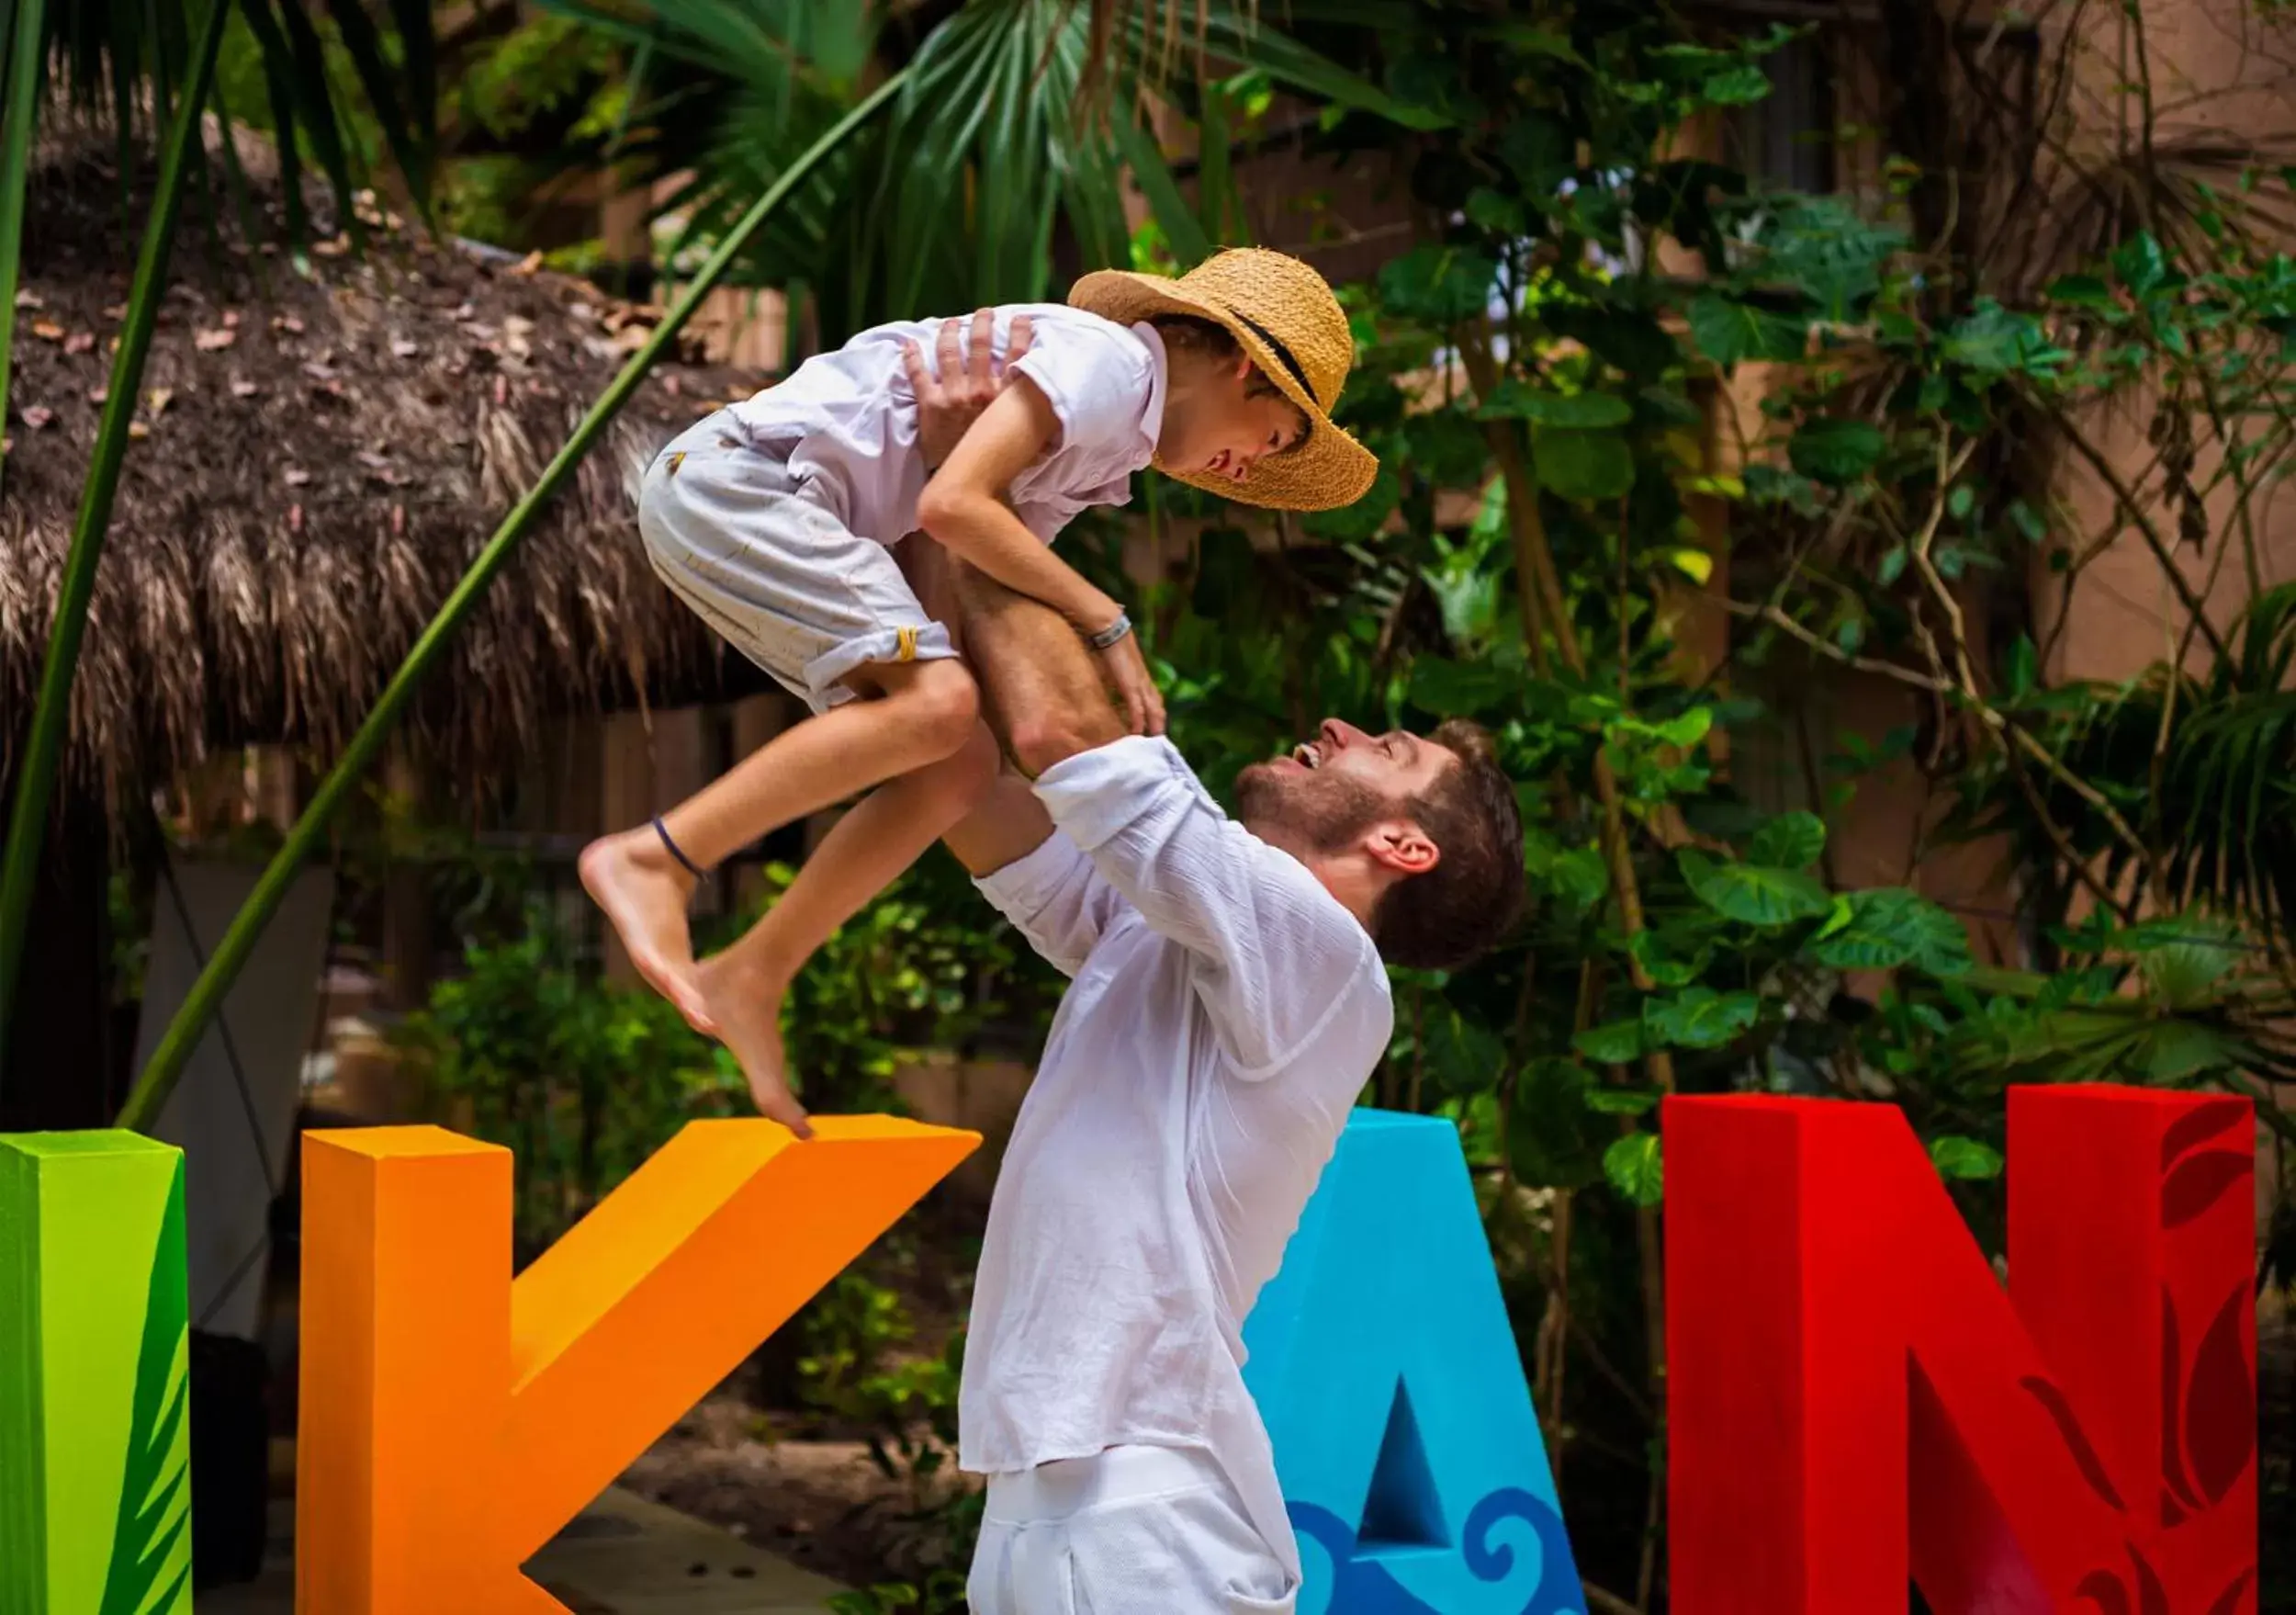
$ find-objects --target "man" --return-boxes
[897,325,1526,1615]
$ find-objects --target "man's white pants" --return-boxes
[967,1445,1297,1614]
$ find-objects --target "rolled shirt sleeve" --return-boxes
[1030,736,1390,1079]
[972,829,1130,980]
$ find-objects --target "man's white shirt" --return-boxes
[961,735,1397,1578]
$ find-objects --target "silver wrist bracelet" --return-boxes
[1087,612,1133,650]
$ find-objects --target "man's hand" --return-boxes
[954,561,1131,776]
[1095,630,1165,737]
[904,308,1034,470]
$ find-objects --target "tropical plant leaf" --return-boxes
[1533,426,1637,501]
[1929,1135,2005,1180]
[1686,290,1806,367]
[1644,986,1759,1050]
[1603,1130,1664,1205]
[1378,243,1497,324]
[1110,113,1211,267]
[1409,653,1516,717]
[1508,1057,1610,1190]
[1787,416,1885,484]
[1479,380,1633,428]
[1749,810,1826,869]
[1807,887,1972,976]
[1582,1087,1660,1114]
[1677,848,1832,926]
[1575,1017,1647,1064]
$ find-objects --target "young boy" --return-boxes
[581,248,1377,1135]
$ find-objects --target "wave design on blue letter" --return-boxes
[1290,1487,1586,1615]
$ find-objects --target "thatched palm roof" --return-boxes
[1,141,770,820]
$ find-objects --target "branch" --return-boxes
[1583,1584,1644,1615]
[2042,400,2234,667]
[1725,598,2157,892]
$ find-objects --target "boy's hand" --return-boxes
[1095,629,1165,737]
[906,309,1035,470]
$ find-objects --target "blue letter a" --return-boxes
[1243,1111,1585,1615]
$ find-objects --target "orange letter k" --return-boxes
[293,1117,977,1614]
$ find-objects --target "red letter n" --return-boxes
[1668,1086,2256,1614]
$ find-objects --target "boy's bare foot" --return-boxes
[580,830,717,1036]
[696,955,813,1140]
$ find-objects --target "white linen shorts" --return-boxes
[637,409,955,715]
[968,1445,1297,1615]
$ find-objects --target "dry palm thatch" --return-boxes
[1,135,769,825]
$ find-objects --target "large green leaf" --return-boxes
[1941,300,2064,376]
[1929,1135,2004,1180]
[1418,1001,1507,1096]
[2133,918,2242,1010]
[1749,810,1826,869]
[1677,849,1833,926]
[1545,303,1682,378]
[1806,887,1972,976]
[1533,426,1637,501]
[1409,654,1517,717]
[1603,1130,1664,1206]
[1644,986,1759,1050]
[1497,110,1573,196]
[1575,1017,1647,1064]
[1787,417,1885,484]
[1686,291,1807,367]
[1480,381,1634,428]
[1507,1057,1609,1190]
[1377,243,1497,324]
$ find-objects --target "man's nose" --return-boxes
[1322,718,1370,749]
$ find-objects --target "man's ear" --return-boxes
[1367,820,1439,877]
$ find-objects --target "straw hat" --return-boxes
[1066,247,1379,512]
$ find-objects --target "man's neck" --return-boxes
[1250,821,1386,936]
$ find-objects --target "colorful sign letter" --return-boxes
[1668,1085,2257,1614]
[1244,1109,1585,1614]
[1,1131,194,1615]
[297,1115,976,1615]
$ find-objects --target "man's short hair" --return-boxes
[1370,719,1526,971]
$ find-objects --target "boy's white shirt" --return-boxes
[727,304,1168,545]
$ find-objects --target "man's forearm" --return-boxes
[918,490,1119,632]
[952,561,1127,776]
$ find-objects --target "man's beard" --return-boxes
[1235,762,1392,853]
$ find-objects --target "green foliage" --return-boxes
[394,912,741,1251]
[1677,849,1833,927]
[1929,1135,2005,1180]
[798,1271,975,1615]
[1603,1130,1663,1206]
[398,855,1062,1253]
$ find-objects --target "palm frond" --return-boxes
[11,0,437,232]
[550,0,1423,345]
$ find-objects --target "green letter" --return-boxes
[1,1131,193,1615]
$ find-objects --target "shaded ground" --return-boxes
[622,1395,980,1595]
